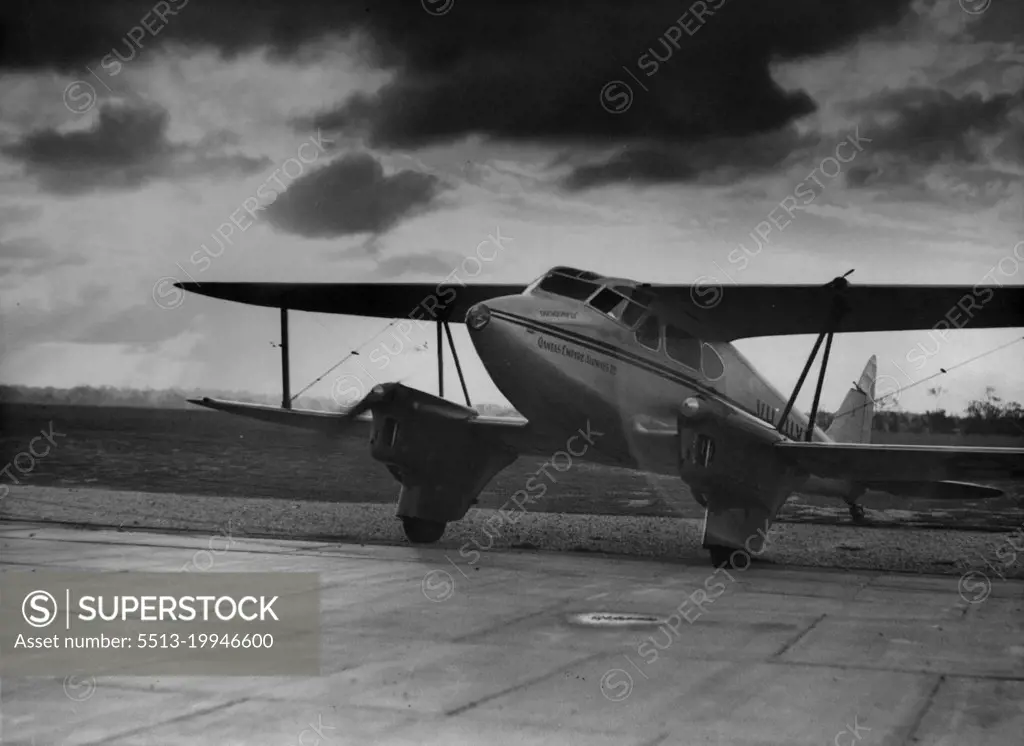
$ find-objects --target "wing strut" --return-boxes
[776,271,853,440]
[280,308,291,410]
[434,318,472,407]
[436,318,444,398]
[276,308,474,411]
[444,321,473,407]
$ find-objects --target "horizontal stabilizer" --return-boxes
[861,479,1005,501]
[776,441,1024,482]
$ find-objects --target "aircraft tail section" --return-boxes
[825,355,876,444]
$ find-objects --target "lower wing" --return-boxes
[187,397,373,435]
[186,387,547,454]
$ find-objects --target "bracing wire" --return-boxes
[831,335,1024,421]
[287,319,400,404]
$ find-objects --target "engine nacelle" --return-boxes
[675,399,811,509]
[370,411,518,523]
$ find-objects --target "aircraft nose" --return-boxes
[465,302,491,332]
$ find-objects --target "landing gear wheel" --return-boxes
[707,545,736,569]
[848,504,868,524]
[401,517,446,544]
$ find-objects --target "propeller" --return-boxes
[339,378,478,421]
[825,269,855,290]
[341,382,399,419]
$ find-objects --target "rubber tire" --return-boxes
[402,517,447,544]
[707,545,736,569]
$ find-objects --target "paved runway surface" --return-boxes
[2,522,1022,745]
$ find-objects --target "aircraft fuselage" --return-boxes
[466,267,832,479]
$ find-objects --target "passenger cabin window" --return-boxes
[665,324,701,369]
[702,343,725,380]
[636,314,660,350]
[538,272,600,301]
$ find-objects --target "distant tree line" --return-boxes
[813,386,1023,436]
[0,384,330,411]
[2,384,1021,434]
[0,384,522,417]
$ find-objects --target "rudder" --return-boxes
[825,355,876,444]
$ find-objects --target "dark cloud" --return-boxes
[956,2,1024,45]
[2,104,270,194]
[855,88,1022,166]
[305,0,913,153]
[0,0,339,71]
[562,127,817,190]
[845,165,877,189]
[2,0,915,189]
[263,152,447,237]
[841,88,1024,202]
[994,126,1024,164]
[573,84,1022,193]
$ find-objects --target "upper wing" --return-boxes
[174,282,526,322]
[776,441,1024,482]
[177,280,1024,339]
[652,283,1024,340]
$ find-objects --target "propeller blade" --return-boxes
[341,383,394,419]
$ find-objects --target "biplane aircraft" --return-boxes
[177,267,1024,567]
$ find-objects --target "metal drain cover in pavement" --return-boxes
[565,612,666,627]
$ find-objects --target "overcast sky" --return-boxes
[1,0,1022,414]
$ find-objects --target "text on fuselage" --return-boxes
[537,336,618,376]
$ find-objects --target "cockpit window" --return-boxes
[614,285,657,308]
[621,302,645,327]
[550,266,603,282]
[590,288,622,314]
[636,314,660,350]
[538,272,600,301]
[665,324,702,369]
[589,287,644,328]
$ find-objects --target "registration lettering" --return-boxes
[756,399,804,439]
[537,336,617,376]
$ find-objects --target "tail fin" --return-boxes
[825,355,876,444]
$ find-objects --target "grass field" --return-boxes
[1,403,1021,531]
